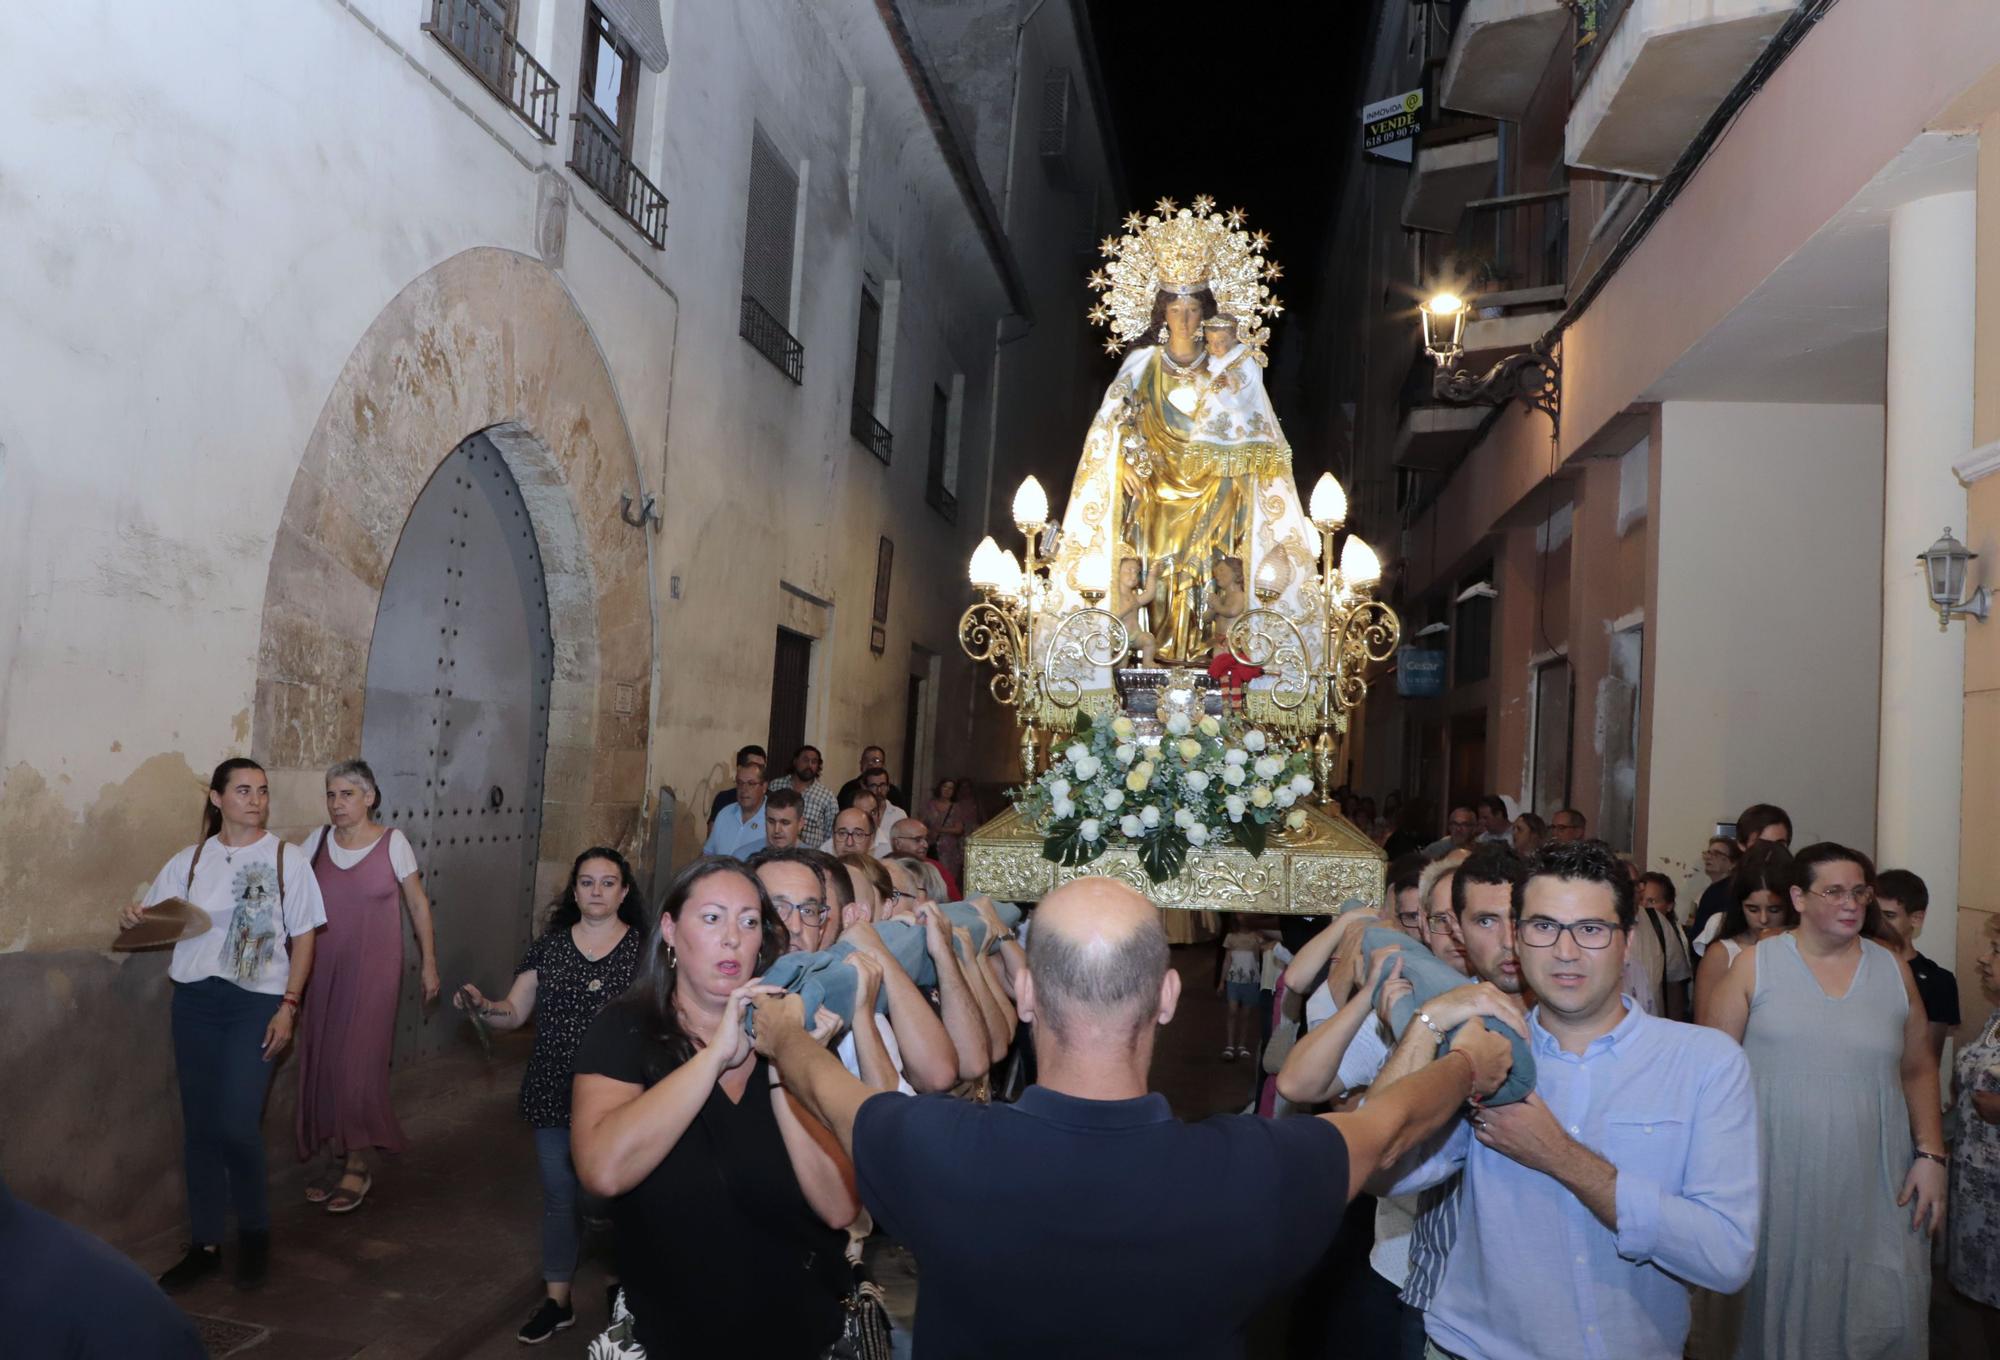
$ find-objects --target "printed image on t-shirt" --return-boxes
[225,862,281,983]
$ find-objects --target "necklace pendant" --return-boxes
[587,978,603,992]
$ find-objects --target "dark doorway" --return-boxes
[362,431,553,1064]
[768,628,813,772]
[901,674,924,802]
[1448,711,1488,813]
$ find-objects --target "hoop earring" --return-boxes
[1156,324,1169,344]
[666,942,677,969]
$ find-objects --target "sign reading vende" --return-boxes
[1362,89,1423,164]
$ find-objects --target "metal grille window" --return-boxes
[1040,68,1074,159]
[741,129,804,381]
[1530,658,1573,815]
[768,629,814,771]
[925,385,956,522]
[851,288,891,462]
[422,0,559,142]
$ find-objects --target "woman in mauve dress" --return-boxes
[294,759,439,1213]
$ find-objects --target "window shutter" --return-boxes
[743,130,798,323]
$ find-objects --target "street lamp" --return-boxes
[1418,290,1561,436]
[1918,527,1989,630]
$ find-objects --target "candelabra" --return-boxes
[1224,472,1401,800]
[960,476,1129,777]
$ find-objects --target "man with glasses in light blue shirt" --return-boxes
[1384,839,1759,1360]
[703,761,769,859]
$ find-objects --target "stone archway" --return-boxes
[254,248,653,899]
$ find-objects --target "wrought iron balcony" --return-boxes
[926,475,959,523]
[1423,188,1569,301]
[740,295,804,384]
[568,116,668,248]
[421,0,559,143]
[851,404,893,464]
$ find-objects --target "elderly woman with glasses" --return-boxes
[1704,842,1944,1360]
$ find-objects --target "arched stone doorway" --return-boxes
[254,249,654,1031]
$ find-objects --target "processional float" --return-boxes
[960,197,1398,914]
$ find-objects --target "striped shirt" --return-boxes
[1399,1174,1462,1310]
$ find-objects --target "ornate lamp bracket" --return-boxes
[1432,347,1561,439]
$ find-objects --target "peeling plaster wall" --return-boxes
[0,0,1036,1241]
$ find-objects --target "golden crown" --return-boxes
[1086,195,1285,358]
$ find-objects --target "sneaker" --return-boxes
[157,1243,221,1294]
[517,1298,575,1345]
[234,1229,270,1290]
[606,1282,624,1322]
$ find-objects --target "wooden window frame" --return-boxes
[580,3,640,152]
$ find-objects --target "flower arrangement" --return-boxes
[1013,711,1315,883]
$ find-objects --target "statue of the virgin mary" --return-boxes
[1042,197,1321,672]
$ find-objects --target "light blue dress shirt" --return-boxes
[1390,999,1759,1360]
[702,800,767,859]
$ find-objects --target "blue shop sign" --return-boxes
[1398,648,1446,697]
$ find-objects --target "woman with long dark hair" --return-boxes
[119,758,326,1292]
[570,856,857,1357]
[1690,843,1795,1026]
[294,758,439,1213]
[1706,842,1945,1358]
[452,846,645,1344]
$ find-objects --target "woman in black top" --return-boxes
[453,846,644,1344]
[572,855,857,1356]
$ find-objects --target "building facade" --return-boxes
[1313,0,2000,1025]
[0,0,1115,1242]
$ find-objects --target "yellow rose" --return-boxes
[1198,715,1221,737]
[1285,807,1308,831]
[1177,738,1200,761]
[1125,768,1149,792]
[1250,785,1273,808]
[1111,716,1136,739]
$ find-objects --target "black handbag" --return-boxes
[821,1264,894,1360]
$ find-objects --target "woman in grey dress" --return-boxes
[1707,842,1947,1359]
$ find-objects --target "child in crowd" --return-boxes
[1219,919,1274,1061]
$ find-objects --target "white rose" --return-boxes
[1174,807,1195,829]
[1140,805,1161,829]
[1115,743,1137,766]
[1224,749,1249,767]
[1166,713,1191,736]
[1079,818,1102,842]
[1102,788,1124,811]
[1290,774,1314,795]
[1050,778,1071,800]
[1274,787,1296,808]
[1250,786,1273,809]
[1053,798,1076,819]
[1067,743,1089,765]
[1184,770,1210,793]
[1254,755,1283,780]
[1073,754,1102,779]
[1222,765,1245,787]
[1186,824,1209,846]
[1243,729,1267,752]
[1225,794,1247,821]
[1120,814,1143,838]
[1285,807,1309,831]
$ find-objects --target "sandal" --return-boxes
[303,1161,339,1203]
[325,1170,372,1214]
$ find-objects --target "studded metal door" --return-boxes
[362,432,553,1065]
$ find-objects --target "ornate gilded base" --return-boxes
[963,803,1385,914]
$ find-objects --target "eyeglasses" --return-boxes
[1425,911,1458,933]
[1395,909,1422,928]
[832,829,871,844]
[773,898,829,923]
[1448,820,1477,832]
[1518,917,1619,949]
[1808,884,1875,907]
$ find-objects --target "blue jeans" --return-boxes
[171,978,283,1243]
[534,1126,611,1284]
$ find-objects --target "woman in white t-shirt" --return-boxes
[119,758,326,1294]
[294,759,439,1214]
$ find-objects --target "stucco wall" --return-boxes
[1647,402,1886,870]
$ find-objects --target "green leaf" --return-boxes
[1042,818,1101,868]
[1072,713,1093,738]
[1236,817,1268,858]
[1137,831,1187,884]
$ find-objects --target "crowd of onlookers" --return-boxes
[21,754,1999,1358]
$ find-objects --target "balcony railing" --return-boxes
[926,476,959,523]
[422,0,559,143]
[568,116,668,248]
[851,405,893,464]
[1424,188,1570,299]
[1573,0,1635,84]
[1418,55,1498,149]
[740,295,804,384]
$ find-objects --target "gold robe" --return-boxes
[1118,349,1255,662]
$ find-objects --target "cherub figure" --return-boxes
[1114,555,1162,667]
[1202,314,1250,395]
[1207,555,1249,646]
